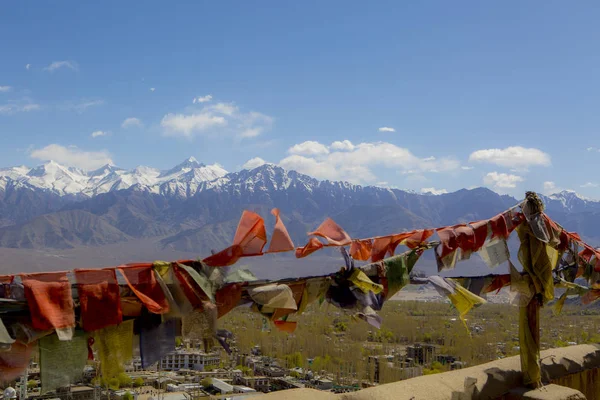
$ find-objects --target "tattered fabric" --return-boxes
[94,320,134,380]
[267,208,295,253]
[203,210,267,266]
[21,271,75,338]
[75,268,122,331]
[517,224,559,304]
[40,332,88,393]
[308,218,351,246]
[140,318,176,369]
[215,283,244,318]
[118,264,170,314]
[0,342,34,383]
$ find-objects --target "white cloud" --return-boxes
[421,187,448,195]
[193,94,212,104]
[161,101,273,139]
[0,86,12,93]
[288,141,330,156]
[150,87,156,92]
[581,182,599,188]
[279,140,460,184]
[378,127,395,132]
[483,172,524,189]
[60,99,104,113]
[43,60,78,72]
[587,147,595,152]
[0,102,41,115]
[161,113,226,137]
[543,181,557,193]
[121,117,143,129]
[242,157,267,170]
[239,128,262,138]
[91,130,108,138]
[461,166,474,170]
[469,146,551,168]
[25,64,31,70]
[29,144,112,170]
[330,140,355,151]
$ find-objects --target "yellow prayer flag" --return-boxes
[348,269,383,294]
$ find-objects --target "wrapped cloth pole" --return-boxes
[518,191,546,388]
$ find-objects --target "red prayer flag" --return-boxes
[0,275,14,284]
[469,220,489,250]
[267,208,294,253]
[21,271,75,332]
[215,283,244,318]
[74,268,122,331]
[483,274,511,294]
[118,264,170,314]
[172,263,205,308]
[490,213,509,239]
[308,218,351,246]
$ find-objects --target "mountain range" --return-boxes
[1,158,599,277]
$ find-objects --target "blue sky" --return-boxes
[1,1,599,196]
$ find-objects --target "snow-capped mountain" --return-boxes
[541,190,600,213]
[2,157,600,264]
[0,157,228,198]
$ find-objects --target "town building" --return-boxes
[234,375,270,393]
[159,350,220,371]
[406,344,437,365]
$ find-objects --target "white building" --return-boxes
[160,350,220,371]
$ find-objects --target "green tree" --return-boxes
[175,337,183,347]
[133,378,144,388]
[27,380,37,390]
[118,373,133,388]
[201,378,212,388]
[108,378,120,390]
[286,352,304,368]
[122,391,134,400]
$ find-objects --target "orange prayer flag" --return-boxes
[203,210,267,266]
[397,229,435,250]
[273,320,297,333]
[371,236,394,262]
[350,239,373,261]
[21,271,75,332]
[295,237,324,258]
[308,218,351,246]
[0,342,35,382]
[267,208,294,253]
[118,264,170,314]
[0,275,14,284]
[234,210,267,255]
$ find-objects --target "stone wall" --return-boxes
[251,344,600,400]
